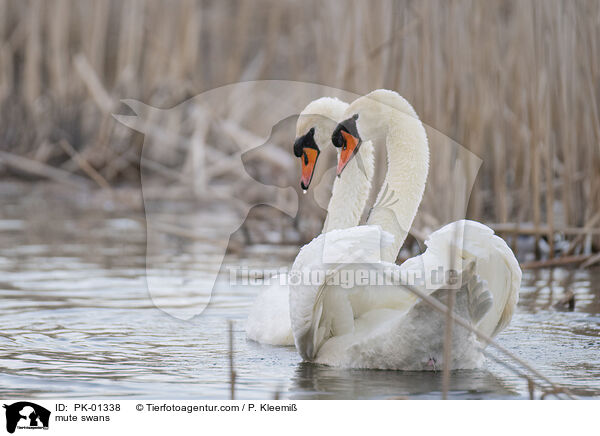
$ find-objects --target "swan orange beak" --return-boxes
[336,130,360,176]
[301,147,319,190]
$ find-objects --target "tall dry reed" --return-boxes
[0,0,598,255]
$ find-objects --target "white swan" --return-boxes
[246,97,375,345]
[290,89,521,369]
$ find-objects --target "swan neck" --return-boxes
[366,110,429,262]
[323,140,374,232]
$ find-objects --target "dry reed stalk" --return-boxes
[0,0,5,39]
[48,0,70,99]
[58,140,112,190]
[116,0,143,85]
[520,254,591,270]
[531,143,541,258]
[0,150,91,189]
[581,253,600,269]
[0,44,12,103]
[441,289,454,400]
[74,53,115,113]
[181,0,201,86]
[226,1,251,84]
[23,0,42,106]
[87,1,110,77]
[0,0,598,253]
[189,122,208,198]
[490,224,600,236]
[566,212,600,255]
[228,320,236,400]
[528,379,535,400]
[260,3,282,79]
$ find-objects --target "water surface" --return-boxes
[1,183,598,399]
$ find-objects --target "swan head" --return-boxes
[333,89,421,175]
[293,127,320,190]
[294,97,349,190]
[331,113,362,176]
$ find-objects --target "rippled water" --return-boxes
[1,183,599,400]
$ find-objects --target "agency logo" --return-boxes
[114,81,481,320]
[3,402,50,434]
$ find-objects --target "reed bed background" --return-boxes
[0,0,599,261]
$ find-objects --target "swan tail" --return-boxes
[477,229,521,337]
[424,220,521,338]
[488,243,521,336]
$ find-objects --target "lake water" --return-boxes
[1,183,599,400]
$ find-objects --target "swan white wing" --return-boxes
[290,225,414,360]
[245,226,391,348]
[246,278,294,346]
[424,219,521,338]
[292,258,488,369]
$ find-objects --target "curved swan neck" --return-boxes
[323,140,374,232]
[358,92,430,262]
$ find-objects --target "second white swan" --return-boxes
[246,97,375,345]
